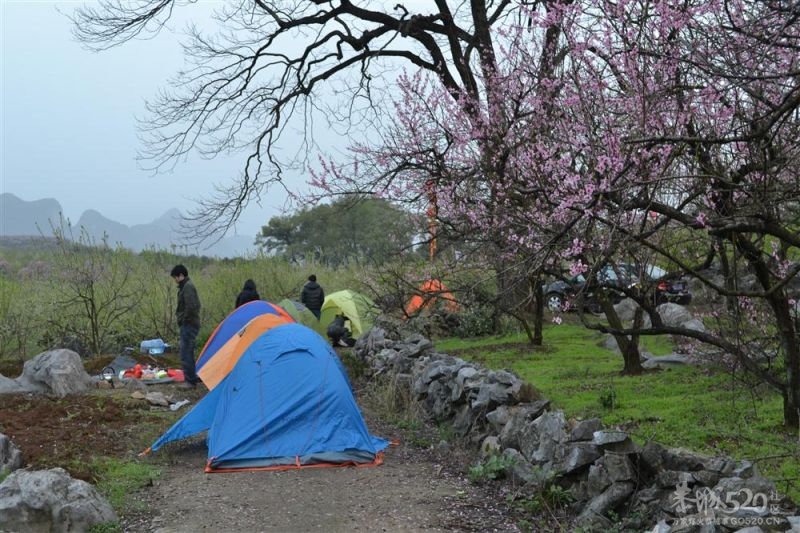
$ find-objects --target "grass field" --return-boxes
[436,319,800,502]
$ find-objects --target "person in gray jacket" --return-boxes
[171,264,202,389]
[300,274,325,319]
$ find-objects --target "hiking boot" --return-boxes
[180,381,197,389]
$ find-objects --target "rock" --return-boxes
[592,430,629,446]
[485,405,511,434]
[603,334,621,353]
[497,400,551,451]
[555,442,601,474]
[576,481,635,529]
[604,453,636,482]
[642,354,691,369]
[681,318,706,333]
[656,303,692,327]
[0,433,24,476]
[124,379,147,391]
[648,519,670,533]
[587,461,612,496]
[569,418,602,442]
[614,298,641,322]
[15,349,92,397]
[0,467,117,532]
[518,411,567,464]
[480,436,501,457]
[0,374,24,395]
[715,476,776,506]
[144,392,170,407]
[501,448,541,487]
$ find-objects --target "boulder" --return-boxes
[0,467,117,532]
[655,303,692,328]
[15,349,92,397]
[0,374,24,395]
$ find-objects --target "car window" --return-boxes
[648,265,667,279]
[599,266,619,281]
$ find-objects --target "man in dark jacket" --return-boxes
[171,264,202,389]
[326,314,355,347]
[300,274,324,319]
[235,279,260,308]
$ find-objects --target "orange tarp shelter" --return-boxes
[405,279,458,315]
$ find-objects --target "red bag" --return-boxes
[166,368,185,382]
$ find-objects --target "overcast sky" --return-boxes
[1,1,313,239]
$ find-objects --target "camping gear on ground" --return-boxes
[140,338,170,355]
[196,299,295,374]
[144,322,388,472]
[319,290,378,339]
[405,278,459,316]
[277,298,325,335]
[119,363,180,384]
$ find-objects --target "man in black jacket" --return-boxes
[300,274,325,319]
[327,314,355,347]
[171,264,202,389]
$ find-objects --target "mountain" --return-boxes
[0,193,257,258]
[0,193,64,236]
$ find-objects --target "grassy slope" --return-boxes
[436,320,799,502]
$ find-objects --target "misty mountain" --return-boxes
[0,193,257,258]
[0,194,63,236]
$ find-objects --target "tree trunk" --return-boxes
[601,292,644,375]
[773,301,800,428]
[532,279,544,346]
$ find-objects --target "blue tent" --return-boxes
[147,323,388,472]
[196,300,294,372]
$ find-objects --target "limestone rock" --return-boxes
[0,467,117,532]
[16,349,92,397]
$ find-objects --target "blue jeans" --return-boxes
[310,308,321,320]
[179,324,200,385]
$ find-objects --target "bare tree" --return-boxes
[72,1,538,240]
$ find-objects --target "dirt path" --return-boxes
[0,367,531,532]
[119,408,526,533]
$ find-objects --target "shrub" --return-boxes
[468,453,516,483]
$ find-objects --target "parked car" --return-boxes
[543,265,638,313]
[543,263,692,312]
[634,264,692,305]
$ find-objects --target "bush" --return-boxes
[451,305,497,338]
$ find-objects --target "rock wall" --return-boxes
[354,325,799,532]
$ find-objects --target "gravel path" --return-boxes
[120,407,527,533]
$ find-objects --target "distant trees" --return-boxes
[256,197,421,267]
